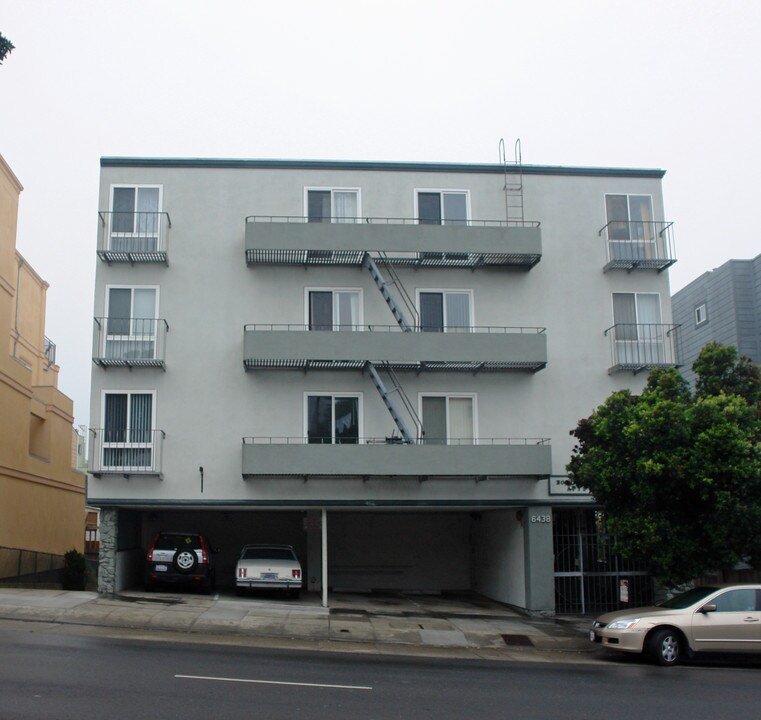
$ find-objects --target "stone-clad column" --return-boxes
[98,507,118,596]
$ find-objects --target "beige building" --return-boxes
[0,154,85,568]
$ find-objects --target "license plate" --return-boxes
[155,564,168,572]
[261,572,278,580]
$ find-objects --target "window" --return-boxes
[711,589,759,613]
[612,293,664,364]
[307,289,361,331]
[695,303,708,326]
[105,286,158,359]
[110,185,161,251]
[306,188,359,223]
[604,194,655,259]
[102,391,155,469]
[416,190,468,226]
[306,394,360,444]
[421,395,474,445]
[418,291,472,332]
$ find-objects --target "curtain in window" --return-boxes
[628,195,654,252]
[335,291,358,330]
[421,396,447,445]
[129,394,153,443]
[333,191,357,224]
[445,293,470,332]
[132,289,156,336]
[104,394,128,442]
[136,187,160,235]
[334,397,358,444]
[612,293,637,340]
[636,294,663,362]
[442,193,467,226]
[420,293,444,332]
[448,398,474,445]
[308,396,333,443]
[107,288,132,336]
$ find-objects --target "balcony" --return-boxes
[600,221,676,272]
[242,437,552,479]
[605,323,680,374]
[243,324,547,372]
[43,336,56,367]
[97,211,171,264]
[89,428,165,477]
[245,216,542,268]
[92,317,169,369]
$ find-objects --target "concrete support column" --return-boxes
[305,510,323,595]
[523,505,555,615]
[98,507,118,596]
[321,508,328,609]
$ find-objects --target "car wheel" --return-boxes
[173,549,198,574]
[647,628,681,666]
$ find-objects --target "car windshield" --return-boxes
[657,586,719,609]
[242,547,295,561]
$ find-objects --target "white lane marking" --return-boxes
[175,674,372,691]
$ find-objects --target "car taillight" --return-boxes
[292,569,301,579]
[239,568,247,578]
[147,534,159,562]
[199,536,208,564]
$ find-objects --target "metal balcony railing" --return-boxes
[599,220,676,272]
[604,323,679,373]
[245,215,542,268]
[43,336,56,367]
[92,317,169,369]
[89,428,165,476]
[243,436,550,446]
[97,211,171,264]
[243,324,548,372]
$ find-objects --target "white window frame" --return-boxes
[304,287,364,330]
[104,285,160,358]
[303,392,363,444]
[414,188,471,225]
[108,184,163,249]
[418,392,478,444]
[100,389,157,470]
[611,292,665,364]
[415,288,474,332]
[603,193,656,258]
[695,303,708,327]
[303,187,362,223]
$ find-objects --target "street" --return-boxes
[0,627,759,720]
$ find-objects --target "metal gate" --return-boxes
[553,510,653,614]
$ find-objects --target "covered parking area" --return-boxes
[98,504,554,613]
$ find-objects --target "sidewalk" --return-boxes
[0,588,597,663]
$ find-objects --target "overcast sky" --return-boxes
[1,0,760,428]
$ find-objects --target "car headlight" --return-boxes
[607,618,641,630]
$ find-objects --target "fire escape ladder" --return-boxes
[365,361,420,444]
[363,253,417,332]
[499,137,525,226]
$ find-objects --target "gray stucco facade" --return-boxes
[88,157,677,613]
[672,254,761,385]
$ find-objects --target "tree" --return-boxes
[567,344,761,588]
[0,33,14,65]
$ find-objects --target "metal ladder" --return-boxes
[363,253,417,332]
[365,361,421,444]
[499,137,525,226]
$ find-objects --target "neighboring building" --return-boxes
[672,255,761,385]
[88,156,679,614]
[0,154,86,573]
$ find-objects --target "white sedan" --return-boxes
[235,544,303,597]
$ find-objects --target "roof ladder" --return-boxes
[363,253,417,331]
[499,137,525,226]
[365,361,420,444]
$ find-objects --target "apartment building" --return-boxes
[672,254,760,386]
[0,154,85,570]
[88,155,678,613]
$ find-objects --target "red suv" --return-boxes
[145,531,216,594]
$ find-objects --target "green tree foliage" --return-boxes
[567,344,761,587]
[0,33,14,64]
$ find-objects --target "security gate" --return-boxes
[553,510,653,614]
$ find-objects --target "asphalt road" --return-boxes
[1,627,759,720]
